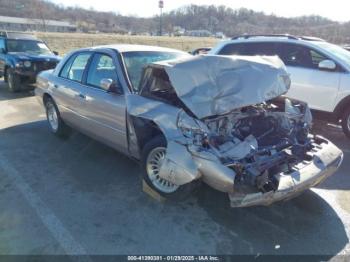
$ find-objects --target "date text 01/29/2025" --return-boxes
[127,256,219,261]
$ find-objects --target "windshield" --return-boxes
[6,39,52,55]
[122,51,188,91]
[315,41,350,66]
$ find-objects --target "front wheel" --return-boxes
[45,98,71,137]
[141,136,199,200]
[6,69,21,92]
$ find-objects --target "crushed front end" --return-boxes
[129,55,343,207]
[178,97,343,207]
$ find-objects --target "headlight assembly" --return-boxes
[23,61,31,68]
[177,111,209,145]
[15,61,31,68]
[15,61,24,68]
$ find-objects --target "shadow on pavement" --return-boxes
[0,120,348,255]
[0,79,34,101]
[196,184,348,256]
[312,120,350,191]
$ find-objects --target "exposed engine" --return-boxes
[179,97,314,194]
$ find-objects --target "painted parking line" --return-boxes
[0,152,90,257]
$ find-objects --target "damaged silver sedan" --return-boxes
[35,45,343,207]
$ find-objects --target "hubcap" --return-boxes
[146,147,179,193]
[46,102,59,131]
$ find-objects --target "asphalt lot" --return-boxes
[0,80,349,257]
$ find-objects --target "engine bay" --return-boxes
[179,97,316,194]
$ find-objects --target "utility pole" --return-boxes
[159,0,164,36]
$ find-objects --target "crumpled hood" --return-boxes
[8,52,61,62]
[153,55,291,119]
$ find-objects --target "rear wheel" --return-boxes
[341,107,350,139]
[141,136,199,200]
[6,69,21,92]
[45,98,71,137]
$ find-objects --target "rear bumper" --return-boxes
[229,138,343,207]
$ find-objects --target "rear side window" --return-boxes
[219,43,246,55]
[218,42,278,56]
[60,53,91,82]
[244,42,279,56]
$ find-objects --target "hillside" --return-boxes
[35,32,217,55]
[0,0,349,43]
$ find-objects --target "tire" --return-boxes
[141,135,199,201]
[341,107,350,139]
[45,98,71,137]
[6,69,21,92]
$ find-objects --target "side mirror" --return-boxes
[0,47,6,54]
[100,78,123,94]
[53,51,59,56]
[318,59,336,71]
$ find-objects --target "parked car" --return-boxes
[191,47,211,55]
[35,45,342,207]
[0,31,60,92]
[210,34,350,138]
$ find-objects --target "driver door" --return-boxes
[76,52,128,154]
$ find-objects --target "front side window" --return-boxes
[0,39,5,50]
[122,51,188,91]
[314,41,350,67]
[60,53,91,82]
[6,40,52,55]
[87,54,118,89]
[279,43,328,69]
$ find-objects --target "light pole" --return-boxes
[159,0,164,36]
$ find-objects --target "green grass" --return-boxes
[35,32,219,55]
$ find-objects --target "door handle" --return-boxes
[78,93,86,99]
[49,82,58,89]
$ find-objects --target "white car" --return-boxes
[210,34,350,138]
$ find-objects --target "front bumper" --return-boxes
[14,68,42,81]
[14,62,58,81]
[229,138,343,207]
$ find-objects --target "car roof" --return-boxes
[209,35,350,72]
[0,31,39,40]
[210,35,328,54]
[80,44,188,54]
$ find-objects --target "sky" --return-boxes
[50,0,349,22]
